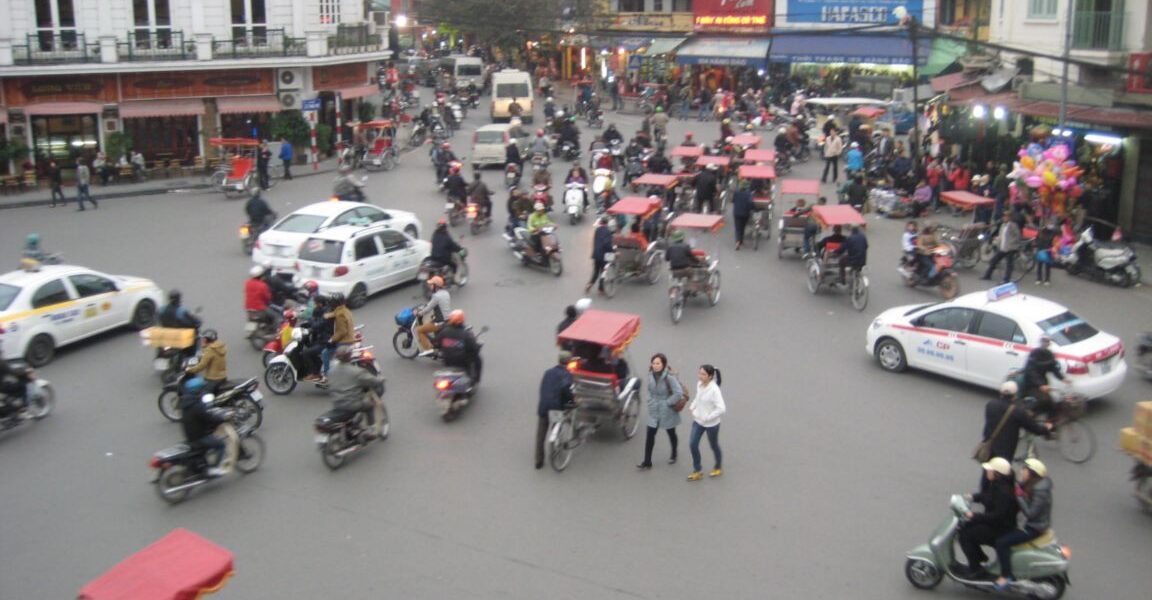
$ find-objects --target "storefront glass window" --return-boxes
[220,113,271,141]
[30,115,98,167]
[124,116,199,164]
[619,0,644,12]
[672,0,692,10]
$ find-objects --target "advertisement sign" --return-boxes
[786,0,923,24]
[1127,53,1152,94]
[693,0,774,32]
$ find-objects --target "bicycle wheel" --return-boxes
[1057,420,1096,464]
[549,418,575,472]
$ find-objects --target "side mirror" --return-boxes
[479,325,490,334]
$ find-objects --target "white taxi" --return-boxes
[0,264,164,366]
[251,201,422,272]
[293,224,431,308]
[865,284,1126,399]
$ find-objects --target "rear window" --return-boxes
[1037,311,1100,345]
[298,239,344,264]
[475,130,506,144]
[274,214,327,234]
[0,283,19,311]
[496,83,530,98]
[457,65,482,76]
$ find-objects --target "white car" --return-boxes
[293,225,431,308]
[0,265,164,366]
[252,201,422,272]
[865,284,1126,399]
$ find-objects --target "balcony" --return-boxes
[12,32,100,65]
[213,28,307,59]
[328,24,384,55]
[119,30,193,62]
[1072,11,1125,51]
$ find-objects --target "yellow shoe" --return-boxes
[709,468,723,478]
[686,471,703,482]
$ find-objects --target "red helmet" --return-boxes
[536,129,545,136]
[449,163,461,174]
[303,280,319,293]
[685,132,694,139]
[441,142,451,149]
[282,309,297,324]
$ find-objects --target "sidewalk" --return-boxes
[0,158,343,210]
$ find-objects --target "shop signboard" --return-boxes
[786,0,924,25]
[302,98,322,111]
[1127,53,1152,94]
[693,0,774,32]
[120,70,274,100]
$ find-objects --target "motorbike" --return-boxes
[244,309,281,352]
[608,138,625,170]
[899,244,960,299]
[150,410,265,504]
[558,140,581,162]
[264,327,382,395]
[532,183,554,212]
[1057,226,1141,288]
[530,151,551,173]
[444,193,467,227]
[409,121,428,148]
[466,200,492,235]
[314,383,390,470]
[240,212,276,256]
[623,155,646,190]
[157,371,264,430]
[587,108,604,129]
[1137,332,1152,379]
[432,327,488,421]
[417,250,470,298]
[563,181,587,225]
[504,162,521,189]
[0,363,54,434]
[503,224,563,276]
[904,494,1070,600]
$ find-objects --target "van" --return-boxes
[490,69,534,123]
[453,56,484,88]
[471,124,527,169]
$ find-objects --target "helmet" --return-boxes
[778,127,787,134]
[303,280,319,293]
[201,329,218,342]
[533,202,545,211]
[670,229,686,243]
[724,136,734,143]
[981,457,1012,476]
[850,142,860,148]
[441,142,451,149]
[685,132,694,139]
[428,275,445,288]
[282,309,297,324]
[184,376,206,394]
[999,380,1019,396]
[706,163,719,171]
[436,218,448,228]
[722,118,731,124]
[328,292,345,306]
[249,265,266,278]
[511,117,522,126]
[167,289,182,303]
[25,233,40,246]
[449,163,461,174]
[1023,458,1048,478]
[546,97,554,102]
[655,106,663,113]
[574,297,592,314]
[536,129,545,136]
[446,309,465,326]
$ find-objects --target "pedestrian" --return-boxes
[957,457,1018,578]
[637,353,684,470]
[696,88,711,122]
[1034,222,1056,285]
[47,160,65,207]
[925,158,944,212]
[981,214,1021,283]
[279,137,294,180]
[586,217,613,294]
[75,158,97,211]
[821,128,844,183]
[993,458,1053,590]
[686,364,725,481]
[678,85,692,120]
[977,381,1051,463]
[610,77,623,111]
[257,141,272,190]
[844,175,867,212]
[535,351,575,470]
[732,183,753,250]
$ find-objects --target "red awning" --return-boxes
[631,173,680,188]
[779,179,821,196]
[669,213,725,232]
[949,93,1152,130]
[216,95,282,115]
[337,84,379,100]
[78,529,234,600]
[120,98,206,119]
[607,196,662,216]
[931,72,980,93]
[743,149,775,163]
[670,145,704,158]
[738,164,776,180]
[24,101,104,116]
[558,310,641,350]
[812,204,867,227]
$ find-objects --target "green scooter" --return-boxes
[904,494,1071,599]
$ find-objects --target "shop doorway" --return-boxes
[30,114,99,168]
[124,116,200,164]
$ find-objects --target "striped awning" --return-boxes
[120,98,206,119]
[24,101,104,116]
[215,95,282,114]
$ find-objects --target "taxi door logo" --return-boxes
[917,338,954,362]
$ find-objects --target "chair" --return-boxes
[22,171,38,189]
[3,176,20,195]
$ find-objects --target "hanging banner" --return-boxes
[786,0,924,25]
[693,0,774,33]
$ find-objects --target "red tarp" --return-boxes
[738,164,776,180]
[778,179,821,196]
[607,196,662,216]
[743,149,776,163]
[941,190,994,209]
[731,133,761,147]
[812,204,867,227]
[631,173,680,188]
[558,310,641,350]
[852,106,887,119]
[78,529,234,600]
[670,213,725,232]
[695,155,731,167]
[670,145,704,158]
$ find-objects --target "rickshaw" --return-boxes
[599,196,667,296]
[777,179,821,259]
[630,172,681,210]
[548,310,642,472]
[804,204,869,311]
[736,164,776,250]
[698,154,734,212]
[78,528,233,600]
[670,144,704,173]
[207,137,260,198]
[356,119,399,171]
[667,213,723,324]
[729,133,761,165]
[743,148,776,165]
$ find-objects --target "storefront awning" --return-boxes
[921,38,969,76]
[120,98,206,119]
[589,36,651,52]
[675,37,771,68]
[24,101,104,116]
[334,85,378,100]
[950,93,1152,130]
[768,33,930,66]
[215,95,282,115]
[646,37,687,56]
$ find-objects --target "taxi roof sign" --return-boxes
[986,282,1019,302]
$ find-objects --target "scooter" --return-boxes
[314,385,389,470]
[564,181,587,225]
[150,413,265,505]
[608,138,625,170]
[417,250,470,298]
[592,168,616,213]
[504,162,521,189]
[503,225,563,276]
[432,327,487,422]
[899,245,960,299]
[904,494,1070,599]
[0,363,53,434]
[558,140,581,162]
[240,212,276,256]
[1057,226,1141,288]
[264,327,382,395]
[156,371,264,431]
[1137,333,1152,379]
[467,200,492,235]
[587,108,604,129]
[244,308,281,351]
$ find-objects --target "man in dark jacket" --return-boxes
[844,176,868,211]
[438,310,482,383]
[179,377,229,477]
[983,381,1051,461]
[430,220,463,278]
[245,190,275,231]
[647,150,671,175]
[731,185,753,250]
[842,225,868,284]
[958,457,1018,576]
[665,229,702,272]
[257,141,272,190]
[694,164,719,213]
[1019,336,1065,415]
[586,217,614,294]
[536,351,575,469]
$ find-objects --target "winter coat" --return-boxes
[823,134,844,159]
[998,220,1022,253]
[689,380,725,427]
[187,341,228,381]
[971,476,1019,532]
[592,225,613,261]
[1017,477,1053,531]
[983,396,1048,460]
[646,370,683,429]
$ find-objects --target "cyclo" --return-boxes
[728,133,762,165]
[599,195,667,296]
[736,163,776,249]
[547,310,642,471]
[776,178,821,259]
[356,119,400,172]
[208,137,261,198]
[804,204,870,311]
[937,190,1034,282]
[667,213,723,324]
[689,154,734,215]
[78,528,234,600]
[629,171,680,209]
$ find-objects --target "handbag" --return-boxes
[664,372,690,413]
[972,405,1014,462]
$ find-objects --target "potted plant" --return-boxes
[270,110,311,164]
[104,132,132,164]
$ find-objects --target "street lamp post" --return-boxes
[895,6,920,163]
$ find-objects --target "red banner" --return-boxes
[694,0,774,32]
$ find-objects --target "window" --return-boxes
[32,280,71,309]
[0,284,19,311]
[354,236,380,260]
[619,0,644,12]
[1027,0,1058,18]
[918,308,975,333]
[34,0,78,50]
[475,130,507,144]
[133,0,173,49]
[1036,311,1100,346]
[299,239,344,264]
[332,210,373,227]
[355,207,387,223]
[379,230,409,252]
[672,0,692,11]
[273,214,326,233]
[457,64,483,77]
[320,0,341,24]
[68,274,117,298]
[974,312,1025,343]
[495,83,531,98]
[231,0,268,43]
[653,0,664,12]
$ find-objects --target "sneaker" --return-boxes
[1035,280,1042,285]
[686,471,703,481]
[636,462,652,470]
[709,468,723,478]
[303,374,321,382]
[418,349,435,357]
[668,455,677,465]
[206,466,227,478]
[1044,281,1051,286]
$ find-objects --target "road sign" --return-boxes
[302,98,322,111]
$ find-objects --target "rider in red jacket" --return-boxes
[244,265,276,325]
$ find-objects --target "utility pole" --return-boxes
[910,17,920,164]
[1058,0,1075,129]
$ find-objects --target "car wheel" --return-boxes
[874,338,908,373]
[130,300,157,329]
[25,334,55,368]
[347,283,369,309]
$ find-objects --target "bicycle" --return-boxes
[1015,390,1096,464]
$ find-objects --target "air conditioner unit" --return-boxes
[278,68,305,91]
[278,92,302,111]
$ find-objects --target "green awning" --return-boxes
[645,37,687,56]
[920,38,969,76]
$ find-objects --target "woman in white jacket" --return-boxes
[687,364,725,481]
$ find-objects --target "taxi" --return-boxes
[865,283,1126,399]
[0,264,164,366]
[293,224,431,309]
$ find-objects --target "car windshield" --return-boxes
[0,283,19,311]
[274,214,327,233]
[458,65,482,76]
[476,130,505,144]
[298,239,344,264]
[496,83,530,98]
[1037,311,1099,345]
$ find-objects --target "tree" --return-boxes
[419,0,603,55]
[270,111,311,148]
[104,132,132,163]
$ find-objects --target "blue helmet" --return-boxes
[184,376,206,394]
[25,233,40,247]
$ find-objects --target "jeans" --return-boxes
[642,425,678,465]
[984,249,1017,282]
[689,422,722,472]
[282,158,293,179]
[822,157,839,182]
[697,104,710,121]
[994,527,1044,579]
[1036,260,1051,283]
[194,434,227,468]
[679,99,691,119]
[50,184,66,206]
[258,167,270,190]
[76,184,96,209]
[734,215,749,244]
[802,223,818,254]
[611,94,622,110]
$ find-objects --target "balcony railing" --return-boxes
[119,30,193,61]
[13,31,100,65]
[1072,11,1125,51]
[328,24,384,55]
[213,27,306,59]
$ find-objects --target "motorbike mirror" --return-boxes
[193,306,204,314]
[478,325,490,334]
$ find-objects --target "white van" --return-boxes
[453,56,484,88]
[490,69,534,123]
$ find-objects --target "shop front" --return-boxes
[313,62,376,142]
[2,75,118,169]
[768,31,930,96]
[119,99,205,165]
[680,0,774,92]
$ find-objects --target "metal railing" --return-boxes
[213,27,306,59]
[119,30,193,61]
[329,23,384,55]
[13,31,99,64]
[1072,11,1125,51]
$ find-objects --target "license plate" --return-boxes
[314,434,328,445]
[417,271,428,280]
[445,202,456,209]
[153,358,169,371]
[1100,360,1112,374]
[250,390,264,402]
[244,322,258,332]
[312,267,321,277]
[604,252,615,261]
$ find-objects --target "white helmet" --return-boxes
[574,297,592,314]
[778,127,788,134]
[250,265,266,278]
[534,202,545,211]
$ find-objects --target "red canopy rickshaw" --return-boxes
[667,213,724,323]
[736,164,777,250]
[743,148,776,164]
[600,195,667,295]
[805,204,869,310]
[776,179,823,259]
[207,137,260,198]
[78,529,233,600]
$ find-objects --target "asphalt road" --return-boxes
[1,93,1150,599]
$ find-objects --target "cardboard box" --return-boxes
[142,327,196,349]
[1135,401,1152,438]
[1120,427,1142,455]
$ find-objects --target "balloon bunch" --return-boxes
[1008,142,1083,217]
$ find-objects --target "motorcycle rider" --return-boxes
[694,162,720,213]
[468,171,493,219]
[416,276,451,357]
[1017,336,1066,416]
[297,280,320,321]
[432,142,458,182]
[508,116,526,141]
[327,346,386,436]
[21,233,56,266]
[993,458,1054,590]
[438,310,482,383]
[506,187,532,231]
[244,265,278,329]
[557,116,581,154]
[505,141,524,175]
[845,141,864,177]
[324,293,356,378]
[443,163,468,205]
[244,189,275,233]
[650,106,670,142]
[0,347,27,418]
[773,126,792,157]
[914,222,940,280]
[159,289,202,355]
[527,202,555,258]
[958,457,1018,578]
[646,149,672,175]
[529,129,550,158]
[186,329,228,394]
[603,123,623,146]
[332,165,366,202]
[178,377,229,478]
[302,295,333,382]
[430,219,464,281]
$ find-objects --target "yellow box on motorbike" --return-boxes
[1119,427,1143,455]
[1134,401,1152,438]
[142,327,197,349]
